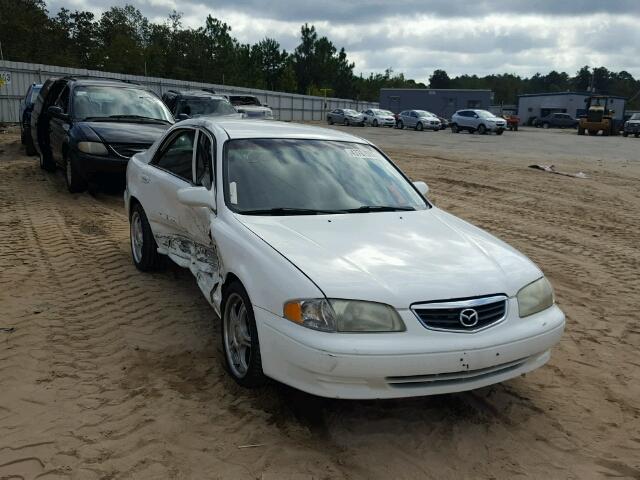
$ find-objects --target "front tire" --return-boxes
[327,118,334,125]
[372,119,379,127]
[496,129,504,135]
[416,122,423,131]
[477,124,487,135]
[65,154,88,193]
[543,122,549,129]
[130,203,165,271]
[222,282,266,388]
[623,131,628,137]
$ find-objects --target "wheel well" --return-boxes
[221,272,242,298]
[128,196,140,219]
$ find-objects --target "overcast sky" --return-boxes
[48,0,640,81]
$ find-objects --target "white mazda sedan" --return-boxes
[125,118,565,399]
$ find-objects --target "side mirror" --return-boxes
[176,113,190,121]
[474,114,479,118]
[47,105,64,117]
[413,181,429,196]
[177,186,214,209]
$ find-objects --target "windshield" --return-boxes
[476,110,495,118]
[224,139,428,214]
[415,110,436,117]
[343,109,359,116]
[177,98,237,117]
[631,113,640,120]
[72,86,173,122]
[229,96,261,106]
[373,109,393,116]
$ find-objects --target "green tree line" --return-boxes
[1,0,638,107]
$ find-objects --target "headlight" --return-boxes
[77,141,108,155]
[517,277,554,317]
[283,299,405,332]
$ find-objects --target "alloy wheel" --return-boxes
[223,293,252,378]
[130,210,144,264]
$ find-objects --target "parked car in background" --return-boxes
[20,83,42,155]
[362,108,396,127]
[450,109,507,135]
[623,113,640,138]
[438,116,449,129]
[31,77,173,193]
[327,108,365,126]
[534,113,578,129]
[162,89,238,120]
[125,117,564,399]
[225,95,273,119]
[397,110,441,131]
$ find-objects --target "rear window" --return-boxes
[229,96,261,106]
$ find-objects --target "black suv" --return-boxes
[161,89,237,120]
[31,77,173,193]
[20,83,42,155]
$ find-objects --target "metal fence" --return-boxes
[0,60,378,123]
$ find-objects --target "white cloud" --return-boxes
[46,0,640,81]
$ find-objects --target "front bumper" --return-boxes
[255,303,565,399]
[75,151,129,178]
[624,123,640,133]
[488,123,506,132]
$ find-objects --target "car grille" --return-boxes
[412,295,507,332]
[110,143,151,159]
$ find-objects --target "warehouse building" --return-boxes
[517,92,626,125]
[379,88,493,118]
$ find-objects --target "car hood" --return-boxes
[237,208,542,308]
[234,105,271,112]
[81,121,169,145]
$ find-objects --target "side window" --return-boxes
[153,129,196,182]
[411,111,417,117]
[195,131,214,190]
[55,86,70,114]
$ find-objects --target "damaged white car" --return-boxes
[125,118,565,399]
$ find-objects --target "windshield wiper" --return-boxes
[339,205,416,213]
[239,207,342,216]
[83,115,171,124]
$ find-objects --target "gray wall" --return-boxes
[517,93,626,125]
[379,89,493,118]
[0,60,378,123]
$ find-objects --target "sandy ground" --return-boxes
[1,125,639,479]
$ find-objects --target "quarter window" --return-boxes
[154,130,195,182]
[195,131,214,190]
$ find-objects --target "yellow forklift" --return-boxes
[577,95,617,136]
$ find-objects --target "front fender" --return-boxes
[213,213,323,317]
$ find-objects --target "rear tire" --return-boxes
[221,281,266,388]
[451,124,459,133]
[343,118,349,126]
[398,120,404,129]
[327,118,334,125]
[578,127,585,135]
[39,150,56,172]
[623,131,628,137]
[542,122,549,129]
[65,154,88,193]
[130,203,165,272]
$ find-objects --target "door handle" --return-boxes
[141,175,151,184]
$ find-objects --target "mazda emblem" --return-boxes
[459,308,479,327]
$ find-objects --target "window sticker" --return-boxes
[345,148,377,159]
[229,182,238,204]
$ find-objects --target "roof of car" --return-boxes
[192,118,370,142]
[66,77,139,87]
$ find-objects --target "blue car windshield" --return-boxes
[72,86,173,122]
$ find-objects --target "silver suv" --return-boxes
[451,109,507,135]
[397,110,441,131]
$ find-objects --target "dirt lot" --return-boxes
[1,125,639,479]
